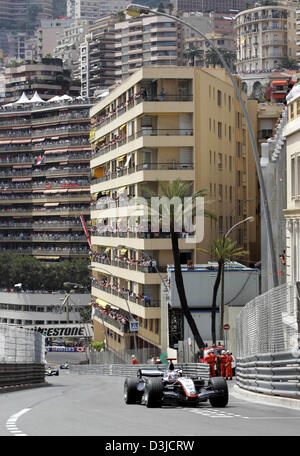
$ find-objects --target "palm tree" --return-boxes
[205,47,236,72]
[199,238,247,345]
[143,179,216,350]
[184,45,204,67]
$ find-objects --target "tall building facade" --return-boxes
[0,97,93,260]
[4,58,81,103]
[234,5,297,73]
[80,14,184,97]
[283,85,300,282]
[73,0,128,20]
[0,0,53,27]
[173,0,248,13]
[89,66,258,353]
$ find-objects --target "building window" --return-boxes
[218,153,222,169]
[218,122,222,138]
[291,157,295,198]
[217,89,222,106]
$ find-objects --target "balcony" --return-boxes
[92,91,193,132]
[91,129,193,163]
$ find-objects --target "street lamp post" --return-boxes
[126,4,279,289]
[220,216,255,339]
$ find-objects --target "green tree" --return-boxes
[205,47,236,72]
[143,179,216,350]
[199,238,247,345]
[184,45,204,67]
[157,2,165,12]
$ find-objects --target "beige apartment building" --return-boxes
[235,5,297,73]
[283,86,300,282]
[89,66,258,354]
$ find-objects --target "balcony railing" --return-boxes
[92,282,160,308]
[91,129,193,161]
[93,93,193,131]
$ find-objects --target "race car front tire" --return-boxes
[124,378,141,404]
[208,377,228,408]
[144,378,163,408]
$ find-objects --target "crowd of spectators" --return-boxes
[91,296,130,332]
[92,89,145,129]
[91,277,153,306]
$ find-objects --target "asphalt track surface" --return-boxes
[0,369,300,438]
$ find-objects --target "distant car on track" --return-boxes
[45,366,59,376]
[60,362,69,369]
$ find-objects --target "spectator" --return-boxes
[131,354,139,365]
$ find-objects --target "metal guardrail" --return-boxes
[0,363,45,388]
[69,363,210,381]
[236,351,300,398]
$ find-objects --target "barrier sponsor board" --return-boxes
[27,324,93,338]
[46,346,87,352]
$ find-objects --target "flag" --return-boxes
[36,155,44,165]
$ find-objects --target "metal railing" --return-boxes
[236,282,300,399]
[0,323,45,364]
[70,362,210,381]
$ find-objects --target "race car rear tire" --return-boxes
[144,378,163,408]
[208,377,228,407]
[124,378,140,404]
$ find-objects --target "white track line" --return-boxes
[6,408,31,436]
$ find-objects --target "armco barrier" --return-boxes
[236,351,300,398]
[70,363,210,380]
[0,363,46,389]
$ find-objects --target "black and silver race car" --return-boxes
[124,358,228,408]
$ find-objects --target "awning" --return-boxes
[44,202,59,207]
[11,139,26,144]
[271,80,287,85]
[44,149,68,154]
[117,155,126,162]
[32,138,45,143]
[124,153,132,167]
[51,136,60,140]
[96,298,108,309]
[12,177,32,182]
[35,256,60,260]
[0,139,11,144]
[104,247,111,253]
[21,139,32,143]
[117,186,127,195]
[13,164,32,169]
[120,124,126,130]
[120,248,128,255]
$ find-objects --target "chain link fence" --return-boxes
[0,323,45,364]
[89,347,161,365]
[236,282,300,357]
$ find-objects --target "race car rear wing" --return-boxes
[137,369,164,378]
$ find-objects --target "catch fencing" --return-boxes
[70,362,210,381]
[89,347,161,365]
[0,323,45,364]
[236,282,300,399]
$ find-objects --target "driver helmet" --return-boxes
[227,350,232,355]
[168,371,179,380]
[221,350,226,354]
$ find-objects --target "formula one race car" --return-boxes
[60,362,69,369]
[45,366,59,376]
[124,358,228,408]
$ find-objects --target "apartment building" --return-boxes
[283,84,300,282]
[173,0,248,13]
[0,0,53,28]
[35,19,74,61]
[89,66,258,354]
[73,0,128,20]
[235,5,297,73]
[0,95,93,260]
[4,58,81,103]
[80,15,119,98]
[80,14,184,97]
